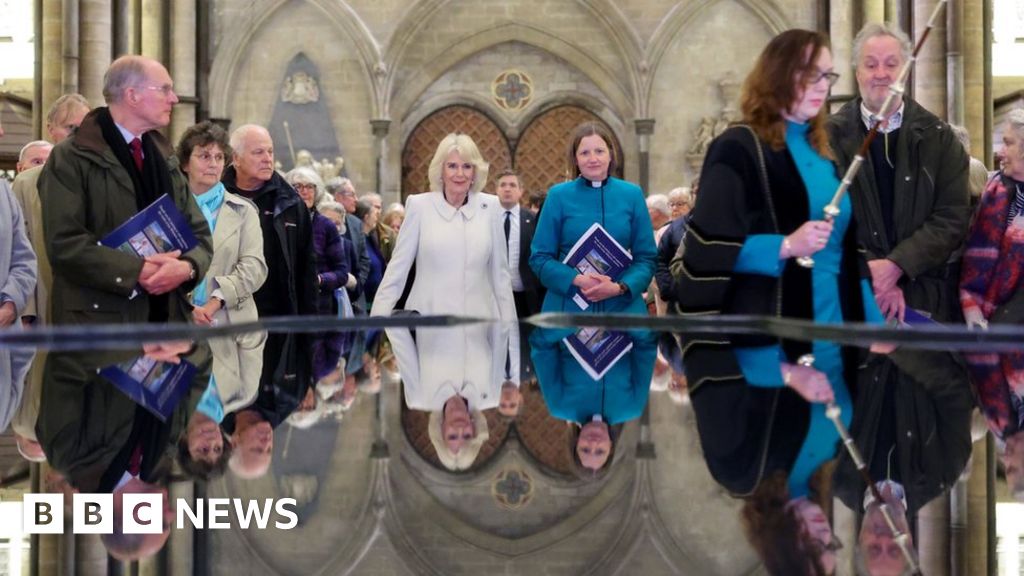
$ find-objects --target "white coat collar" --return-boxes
[430,191,490,221]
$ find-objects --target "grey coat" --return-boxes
[828,98,971,322]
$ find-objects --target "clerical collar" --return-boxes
[860,100,905,134]
[579,176,610,188]
[590,414,604,422]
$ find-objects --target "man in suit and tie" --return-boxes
[496,169,544,318]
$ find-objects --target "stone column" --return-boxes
[370,119,392,201]
[74,533,107,575]
[918,492,951,576]
[634,119,655,194]
[78,0,112,106]
[967,438,992,575]
[863,0,886,24]
[829,0,857,97]
[169,0,197,142]
[913,0,949,119]
[951,474,969,575]
[946,0,965,125]
[111,0,130,58]
[962,0,986,159]
[166,481,194,576]
[140,0,164,61]
[60,0,78,96]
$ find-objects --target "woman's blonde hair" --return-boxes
[427,403,490,471]
[427,133,489,194]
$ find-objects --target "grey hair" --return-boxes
[45,94,89,127]
[284,166,329,205]
[228,124,270,158]
[359,191,382,204]
[852,22,912,67]
[646,194,671,218]
[668,186,693,205]
[18,140,52,164]
[325,176,353,195]
[1005,109,1024,161]
[102,56,151,104]
[317,200,347,216]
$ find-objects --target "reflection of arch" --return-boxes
[400,105,512,198]
[207,0,382,119]
[644,0,791,111]
[514,105,623,196]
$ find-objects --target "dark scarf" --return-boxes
[96,107,175,321]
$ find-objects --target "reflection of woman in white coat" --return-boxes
[370,133,515,320]
[386,323,513,471]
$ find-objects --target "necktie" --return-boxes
[504,211,512,258]
[128,443,143,476]
[505,348,511,381]
[129,137,144,173]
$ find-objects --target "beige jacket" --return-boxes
[198,191,267,325]
[11,166,50,323]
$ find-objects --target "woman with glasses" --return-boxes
[285,167,354,316]
[676,30,884,575]
[174,121,268,479]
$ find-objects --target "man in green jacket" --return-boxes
[38,55,212,325]
[828,23,970,324]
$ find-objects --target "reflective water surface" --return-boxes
[0,315,1018,576]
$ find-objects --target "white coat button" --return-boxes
[92,304,99,309]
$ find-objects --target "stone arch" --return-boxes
[643,0,792,112]
[208,0,382,120]
[387,22,636,126]
[383,0,643,117]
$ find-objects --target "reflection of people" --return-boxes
[530,327,656,479]
[853,482,914,576]
[371,133,514,319]
[530,122,656,314]
[675,30,883,575]
[387,323,509,470]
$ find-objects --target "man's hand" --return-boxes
[139,250,193,295]
[142,341,192,364]
[875,286,906,323]
[0,302,16,328]
[868,258,903,294]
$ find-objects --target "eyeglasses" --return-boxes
[805,70,841,87]
[191,151,225,163]
[293,183,318,191]
[140,84,176,97]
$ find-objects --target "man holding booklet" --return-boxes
[39,55,212,325]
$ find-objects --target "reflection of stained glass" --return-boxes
[493,469,533,510]
[492,70,533,111]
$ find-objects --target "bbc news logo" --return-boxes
[21,495,298,534]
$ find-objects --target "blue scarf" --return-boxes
[192,183,225,306]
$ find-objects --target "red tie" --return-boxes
[129,138,143,172]
[128,443,143,477]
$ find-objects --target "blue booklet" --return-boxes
[563,327,633,380]
[100,194,198,257]
[563,223,632,310]
[100,357,197,421]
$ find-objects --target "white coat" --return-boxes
[370,191,515,320]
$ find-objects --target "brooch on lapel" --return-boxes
[481,202,488,210]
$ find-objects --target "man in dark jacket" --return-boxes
[39,55,212,326]
[221,125,318,478]
[828,23,970,323]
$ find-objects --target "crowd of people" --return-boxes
[0,17,1020,572]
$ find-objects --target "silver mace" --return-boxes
[797,354,923,575]
[796,0,948,269]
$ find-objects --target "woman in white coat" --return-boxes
[370,133,515,320]
[174,121,268,479]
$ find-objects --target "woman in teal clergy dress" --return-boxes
[675,30,884,575]
[529,122,657,316]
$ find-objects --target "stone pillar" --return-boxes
[962,0,987,160]
[634,118,655,195]
[951,474,969,575]
[60,0,78,96]
[918,492,951,576]
[913,0,949,119]
[967,438,991,575]
[833,499,857,575]
[830,0,857,97]
[946,0,965,125]
[78,0,112,106]
[169,0,197,142]
[166,481,194,576]
[370,119,392,201]
[111,0,130,57]
[74,533,107,575]
[863,0,885,23]
[140,0,164,61]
